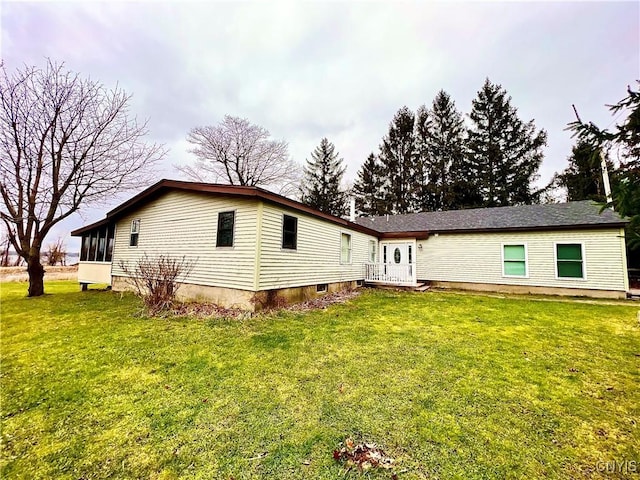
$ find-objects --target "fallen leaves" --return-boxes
[333,438,395,472]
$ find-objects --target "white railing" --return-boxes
[365,263,415,285]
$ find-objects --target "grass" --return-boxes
[1,281,639,479]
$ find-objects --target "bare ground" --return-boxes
[0,265,78,282]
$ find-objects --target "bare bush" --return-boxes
[45,238,67,266]
[119,254,196,315]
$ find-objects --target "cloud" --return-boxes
[1,0,638,248]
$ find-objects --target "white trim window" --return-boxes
[130,219,140,247]
[340,232,352,264]
[368,240,376,263]
[502,243,528,277]
[555,243,586,279]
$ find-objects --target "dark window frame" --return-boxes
[216,211,236,247]
[282,215,297,250]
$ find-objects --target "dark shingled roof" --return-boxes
[354,201,627,234]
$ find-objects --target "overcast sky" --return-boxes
[1,1,639,249]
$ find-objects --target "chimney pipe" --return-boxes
[349,197,356,221]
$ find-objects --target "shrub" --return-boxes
[119,254,196,314]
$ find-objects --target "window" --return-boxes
[216,211,235,247]
[556,243,584,279]
[503,244,527,277]
[105,225,115,262]
[316,283,328,293]
[96,227,106,262]
[130,219,140,247]
[88,232,98,260]
[341,233,352,264]
[282,215,297,250]
[369,240,376,263]
[80,235,90,261]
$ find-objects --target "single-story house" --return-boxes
[71,179,629,309]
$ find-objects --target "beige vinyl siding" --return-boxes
[112,190,258,290]
[258,203,376,289]
[416,228,627,292]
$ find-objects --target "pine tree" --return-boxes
[353,153,388,216]
[379,106,417,214]
[415,90,468,211]
[413,105,434,211]
[300,138,348,216]
[557,141,614,202]
[467,79,547,207]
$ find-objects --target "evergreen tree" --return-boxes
[379,106,417,214]
[557,141,614,202]
[415,90,468,211]
[413,105,434,211]
[353,153,388,216]
[300,138,348,216]
[467,79,547,207]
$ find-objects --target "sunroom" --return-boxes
[73,220,115,288]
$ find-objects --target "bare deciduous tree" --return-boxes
[45,237,67,266]
[0,230,10,267]
[177,115,301,196]
[0,60,165,297]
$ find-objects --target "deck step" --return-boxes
[414,283,430,292]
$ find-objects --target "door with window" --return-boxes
[380,241,416,284]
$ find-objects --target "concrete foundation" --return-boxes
[425,280,627,300]
[111,276,359,311]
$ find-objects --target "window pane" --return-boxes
[369,240,376,263]
[88,233,97,260]
[216,211,235,247]
[341,233,351,263]
[558,261,583,278]
[504,261,526,276]
[282,215,297,249]
[80,235,89,261]
[504,245,525,261]
[96,228,106,261]
[105,225,115,262]
[557,244,582,261]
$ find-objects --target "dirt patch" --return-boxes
[0,265,78,282]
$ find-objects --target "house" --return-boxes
[71,179,629,309]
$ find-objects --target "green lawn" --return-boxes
[1,281,638,479]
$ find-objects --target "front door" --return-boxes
[380,241,416,284]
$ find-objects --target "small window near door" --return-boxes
[130,219,140,247]
[216,211,235,247]
[556,243,584,279]
[282,215,297,250]
[503,244,527,277]
[369,240,376,263]
[341,233,352,264]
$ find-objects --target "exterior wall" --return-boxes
[415,228,627,293]
[258,203,378,290]
[78,262,112,284]
[111,190,259,291]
